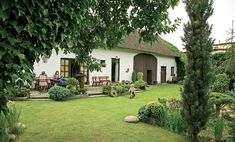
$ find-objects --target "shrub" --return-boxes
[209,92,234,117]
[66,77,79,89]
[138,99,187,134]
[138,105,149,122]
[102,85,112,95]
[115,83,128,95]
[137,72,144,80]
[48,86,71,101]
[80,88,87,95]
[134,79,147,90]
[0,113,8,142]
[168,99,182,110]
[229,103,235,141]
[213,118,225,142]
[166,110,187,133]
[132,71,137,82]
[6,106,25,135]
[138,102,167,126]
[212,74,230,93]
[229,121,235,142]
[9,87,30,100]
[0,106,26,142]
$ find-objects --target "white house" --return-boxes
[33,33,178,85]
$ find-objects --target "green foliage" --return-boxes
[166,110,187,133]
[132,71,137,82]
[0,0,180,114]
[137,72,144,80]
[229,122,235,142]
[228,102,235,142]
[0,112,8,142]
[212,74,230,93]
[9,87,30,100]
[176,53,186,81]
[209,92,234,117]
[168,99,182,110]
[181,0,214,141]
[115,83,128,95]
[48,86,71,101]
[138,102,167,126]
[79,88,87,95]
[66,78,79,89]
[213,118,225,142]
[139,99,187,134]
[5,106,25,135]
[0,106,25,142]
[67,77,80,95]
[211,52,227,75]
[102,85,112,95]
[134,79,148,90]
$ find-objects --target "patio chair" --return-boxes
[91,76,100,86]
[38,75,48,92]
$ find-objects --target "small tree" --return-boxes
[181,0,214,141]
[209,92,234,117]
[132,71,137,82]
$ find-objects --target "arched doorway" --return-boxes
[134,53,157,84]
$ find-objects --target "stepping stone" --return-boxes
[124,115,139,123]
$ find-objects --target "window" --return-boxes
[100,60,106,67]
[171,67,175,76]
[60,58,70,78]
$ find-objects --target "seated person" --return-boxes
[53,71,60,80]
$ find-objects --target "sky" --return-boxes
[161,0,235,50]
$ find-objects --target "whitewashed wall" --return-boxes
[156,55,177,83]
[33,50,75,77]
[33,48,177,84]
[90,48,135,84]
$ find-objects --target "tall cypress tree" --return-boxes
[181,0,214,141]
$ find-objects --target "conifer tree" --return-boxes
[181,0,214,141]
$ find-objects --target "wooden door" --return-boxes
[161,66,166,83]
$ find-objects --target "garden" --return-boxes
[12,84,189,142]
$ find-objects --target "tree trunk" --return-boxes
[192,132,198,142]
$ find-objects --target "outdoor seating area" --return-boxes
[91,76,111,86]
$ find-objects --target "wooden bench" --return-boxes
[91,76,111,86]
[98,76,111,85]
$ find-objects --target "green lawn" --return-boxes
[15,84,188,142]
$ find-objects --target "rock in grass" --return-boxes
[124,116,139,123]
[9,134,17,141]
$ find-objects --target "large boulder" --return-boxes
[124,115,139,123]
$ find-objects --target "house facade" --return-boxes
[33,33,178,85]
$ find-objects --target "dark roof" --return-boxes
[118,32,178,57]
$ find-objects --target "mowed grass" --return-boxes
[15,84,188,142]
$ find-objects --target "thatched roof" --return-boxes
[118,32,178,57]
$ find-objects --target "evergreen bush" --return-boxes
[102,85,112,95]
[134,79,147,90]
[48,86,71,101]
[115,83,128,95]
[66,77,79,90]
[132,71,137,82]
[212,74,230,93]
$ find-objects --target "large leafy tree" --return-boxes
[0,0,180,114]
[181,0,214,141]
